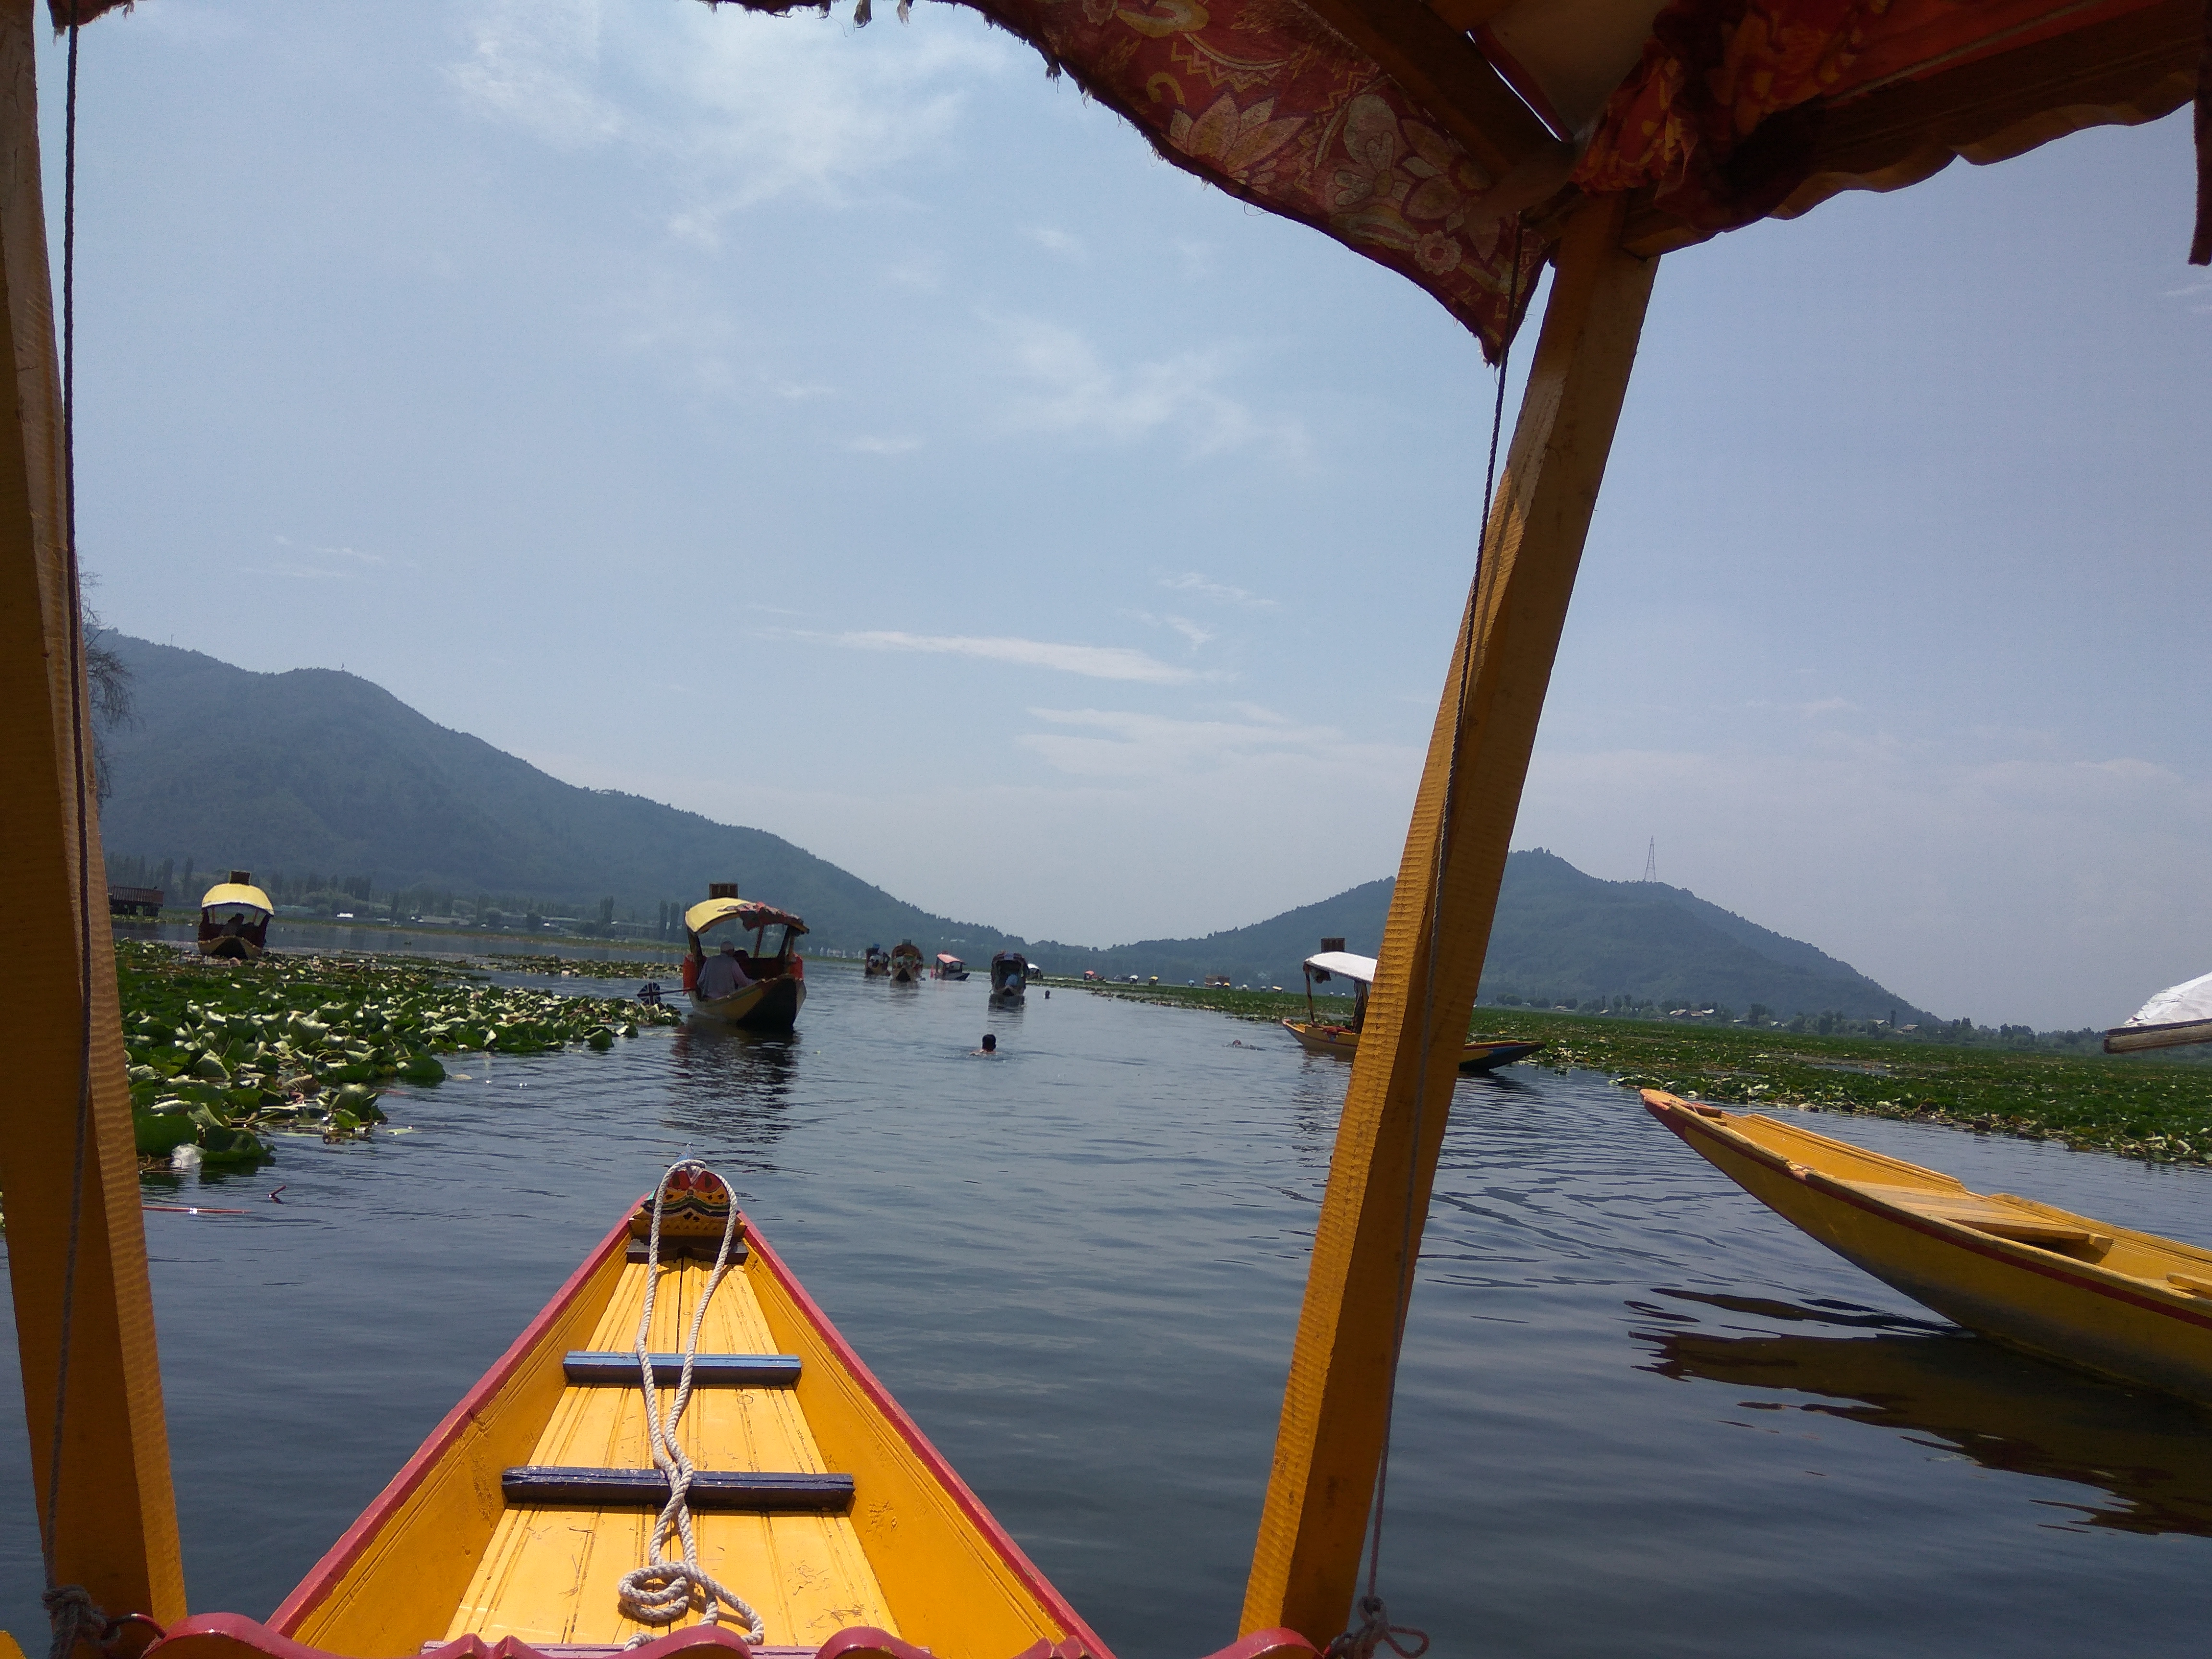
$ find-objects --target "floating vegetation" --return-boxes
[483,953,681,981]
[1080,981,2212,1168]
[117,940,681,1170]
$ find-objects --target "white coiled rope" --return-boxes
[615,1160,767,1647]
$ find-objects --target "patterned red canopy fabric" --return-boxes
[711,0,1548,360]
[1572,0,2205,241]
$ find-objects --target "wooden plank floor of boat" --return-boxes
[449,1256,896,1648]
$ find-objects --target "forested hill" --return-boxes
[1030,852,1939,1023]
[99,636,1939,1021]
[97,637,1028,958]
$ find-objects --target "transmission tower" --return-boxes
[1642,838,1657,883]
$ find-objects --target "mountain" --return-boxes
[1027,853,1937,1023]
[97,637,1030,958]
[97,635,1939,1020]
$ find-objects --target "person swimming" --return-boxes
[971,1033,998,1056]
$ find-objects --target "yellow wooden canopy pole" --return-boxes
[0,0,186,1628]
[1240,194,1656,1646]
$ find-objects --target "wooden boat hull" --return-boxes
[889,965,923,985]
[1278,1021,1541,1074]
[689,974,805,1032]
[259,1202,1119,1659]
[197,936,264,962]
[1646,1090,2212,1406]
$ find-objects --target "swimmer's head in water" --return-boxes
[982,1034,998,1052]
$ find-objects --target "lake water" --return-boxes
[6,965,2212,1655]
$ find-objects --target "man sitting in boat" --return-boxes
[696,942,753,1000]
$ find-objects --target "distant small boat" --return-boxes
[934,952,969,981]
[988,951,1027,1006]
[1645,1090,2212,1406]
[1279,943,1542,1073]
[888,940,925,985]
[864,944,891,977]
[2106,968,2212,1054]
[196,871,273,960]
[682,882,806,1031]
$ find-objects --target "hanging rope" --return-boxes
[1339,217,1528,1654]
[614,1161,766,1647]
[46,18,107,1658]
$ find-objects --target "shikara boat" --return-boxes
[864,946,891,978]
[228,1164,1141,1659]
[887,942,925,985]
[195,871,272,961]
[682,885,807,1032]
[1645,1090,2212,1406]
[934,953,969,982]
[987,952,1027,1007]
[1281,948,1541,1075]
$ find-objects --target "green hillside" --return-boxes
[98,637,1027,959]
[1029,854,1938,1023]
[97,635,1941,1021]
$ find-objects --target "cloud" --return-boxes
[987,315,1303,456]
[447,0,624,150]
[244,536,390,582]
[1160,571,1275,608]
[1020,705,1407,779]
[793,630,1208,683]
[448,0,1012,233]
[1133,611,1216,650]
[846,435,922,455]
[1025,227,1087,261]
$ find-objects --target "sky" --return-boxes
[43,0,2210,1029]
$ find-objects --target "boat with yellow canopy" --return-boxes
[1281,947,1542,1075]
[1644,1090,2212,1406]
[887,942,924,985]
[681,884,807,1032]
[194,871,272,961]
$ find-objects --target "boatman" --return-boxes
[697,942,752,999]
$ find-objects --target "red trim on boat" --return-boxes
[269,1206,642,1634]
[743,1216,1120,1659]
[1649,1101,2212,1332]
[153,1614,757,1659]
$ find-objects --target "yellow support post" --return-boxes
[1240,194,1656,1646]
[0,0,185,1631]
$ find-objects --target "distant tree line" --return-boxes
[1476,986,2119,1052]
[104,853,700,941]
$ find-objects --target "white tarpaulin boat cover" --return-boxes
[2126,970,2212,1028]
[1304,951,1379,986]
[2105,969,2212,1053]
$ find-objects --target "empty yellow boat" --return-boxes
[1645,1090,2212,1405]
[137,1166,1316,1659]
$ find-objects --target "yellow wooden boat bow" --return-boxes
[1646,1091,2212,1406]
[140,1164,1315,1659]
